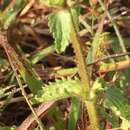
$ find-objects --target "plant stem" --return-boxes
[68,8,100,130]
[85,101,100,130]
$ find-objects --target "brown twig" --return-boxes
[99,60,130,74]
[88,52,130,66]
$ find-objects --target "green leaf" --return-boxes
[0,87,6,99]
[31,45,55,64]
[68,97,81,130]
[23,70,43,94]
[90,78,107,100]
[48,106,65,130]
[86,32,109,64]
[83,0,89,4]
[39,0,65,7]
[92,78,107,92]
[104,87,128,118]
[0,0,26,29]
[86,14,108,64]
[116,68,130,88]
[104,87,130,129]
[48,10,71,53]
[69,6,80,32]
[31,78,82,104]
[14,57,43,95]
[0,127,15,130]
[3,40,43,95]
[99,107,120,128]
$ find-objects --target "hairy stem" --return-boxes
[68,8,100,130]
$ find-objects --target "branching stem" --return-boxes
[68,8,100,130]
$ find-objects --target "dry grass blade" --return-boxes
[16,101,55,130]
[20,0,35,16]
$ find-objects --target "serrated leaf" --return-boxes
[48,10,71,53]
[31,78,82,104]
[39,0,65,7]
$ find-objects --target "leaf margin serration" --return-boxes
[31,77,82,104]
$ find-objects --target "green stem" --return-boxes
[85,101,100,130]
[68,8,100,130]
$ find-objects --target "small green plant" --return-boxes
[1,0,130,130]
